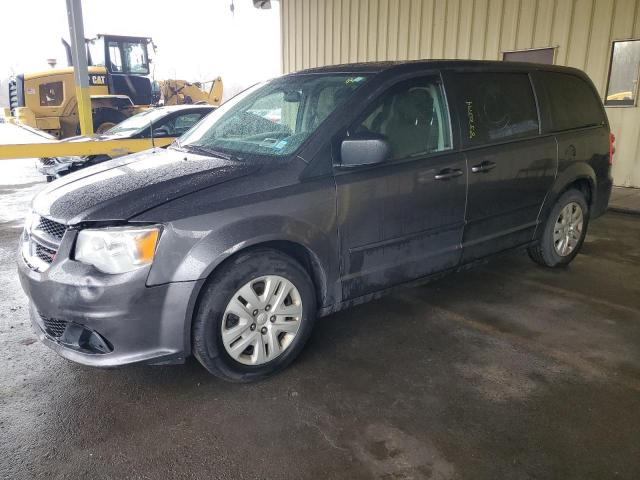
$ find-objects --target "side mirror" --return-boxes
[339,133,390,168]
[152,127,171,138]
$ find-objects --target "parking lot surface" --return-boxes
[1,160,639,479]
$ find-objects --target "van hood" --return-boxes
[32,148,258,225]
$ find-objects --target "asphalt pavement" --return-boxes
[1,158,639,480]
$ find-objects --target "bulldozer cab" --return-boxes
[85,34,154,105]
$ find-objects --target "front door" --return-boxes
[334,75,467,300]
[449,71,557,262]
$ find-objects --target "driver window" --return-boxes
[353,76,452,161]
[123,42,148,75]
[108,41,123,72]
[173,113,205,135]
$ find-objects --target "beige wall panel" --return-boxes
[419,0,436,57]
[387,0,401,59]
[294,0,303,69]
[456,0,473,58]
[377,0,390,59]
[515,0,536,49]
[608,108,640,187]
[469,0,489,58]
[485,0,505,59]
[367,0,380,61]
[586,0,615,94]
[533,0,554,47]
[398,0,412,59]
[348,0,359,62]
[357,0,369,61]
[408,0,424,59]
[550,0,573,65]
[565,0,594,70]
[432,0,447,57]
[443,0,460,57]
[280,0,640,187]
[499,0,520,53]
[610,0,636,39]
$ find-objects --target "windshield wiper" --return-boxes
[183,144,239,161]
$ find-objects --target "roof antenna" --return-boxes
[230,0,235,15]
[150,119,155,149]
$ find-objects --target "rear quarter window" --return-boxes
[535,72,605,132]
[453,72,540,147]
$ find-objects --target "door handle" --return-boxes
[434,168,463,180]
[471,161,497,173]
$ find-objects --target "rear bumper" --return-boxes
[18,248,200,367]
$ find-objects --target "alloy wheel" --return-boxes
[553,201,583,257]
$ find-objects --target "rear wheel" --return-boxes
[192,249,317,382]
[528,189,589,267]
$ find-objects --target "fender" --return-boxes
[147,214,339,308]
[536,161,596,237]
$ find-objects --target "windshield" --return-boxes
[106,108,168,135]
[106,108,169,134]
[179,73,370,157]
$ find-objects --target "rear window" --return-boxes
[536,72,605,132]
[454,73,539,147]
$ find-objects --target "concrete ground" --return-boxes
[610,186,640,215]
[1,160,639,480]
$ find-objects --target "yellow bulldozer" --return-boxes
[2,34,223,138]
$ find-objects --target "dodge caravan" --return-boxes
[18,61,613,381]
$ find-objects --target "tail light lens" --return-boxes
[609,132,615,166]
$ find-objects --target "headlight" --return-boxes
[74,226,161,274]
[24,209,37,233]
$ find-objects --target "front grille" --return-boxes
[23,215,66,272]
[8,76,24,113]
[40,158,57,166]
[39,314,69,339]
[36,217,66,241]
[35,243,56,264]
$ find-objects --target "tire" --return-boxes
[91,109,127,134]
[528,188,589,267]
[192,249,317,382]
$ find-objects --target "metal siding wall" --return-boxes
[281,0,640,187]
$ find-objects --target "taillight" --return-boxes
[609,132,615,166]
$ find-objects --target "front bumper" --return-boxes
[17,235,200,367]
[36,158,73,178]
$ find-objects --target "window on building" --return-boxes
[453,73,539,146]
[39,82,63,107]
[536,72,605,131]
[503,47,555,65]
[605,39,640,107]
[351,76,452,160]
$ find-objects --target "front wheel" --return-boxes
[192,249,317,382]
[528,189,589,267]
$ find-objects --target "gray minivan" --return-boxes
[18,61,613,381]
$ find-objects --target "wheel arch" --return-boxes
[183,238,329,356]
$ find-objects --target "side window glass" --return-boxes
[455,73,539,146]
[172,113,204,136]
[351,76,452,161]
[537,72,605,131]
[108,41,123,73]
